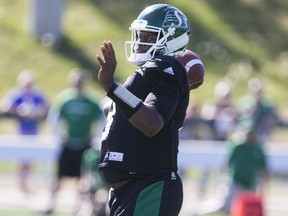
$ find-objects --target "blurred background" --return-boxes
[0,0,288,216]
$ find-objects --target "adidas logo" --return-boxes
[171,172,177,180]
[163,67,174,75]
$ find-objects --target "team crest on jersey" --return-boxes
[162,10,188,29]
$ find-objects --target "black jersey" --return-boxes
[100,55,189,183]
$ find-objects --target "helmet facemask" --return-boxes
[125,4,191,66]
[125,20,178,66]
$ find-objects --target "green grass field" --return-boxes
[0,0,288,107]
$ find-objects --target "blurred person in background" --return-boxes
[0,69,49,193]
[44,68,104,214]
[219,122,269,215]
[179,100,205,140]
[238,78,279,147]
[78,144,109,216]
[201,80,239,141]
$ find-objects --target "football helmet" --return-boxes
[125,4,191,66]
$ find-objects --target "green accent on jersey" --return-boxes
[134,181,164,216]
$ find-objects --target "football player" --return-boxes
[96,4,191,215]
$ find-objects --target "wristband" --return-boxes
[107,83,142,119]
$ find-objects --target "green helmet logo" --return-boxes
[162,9,189,30]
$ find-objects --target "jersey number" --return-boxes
[101,102,116,141]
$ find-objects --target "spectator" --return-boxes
[238,78,279,146]
[0,69,49,193]
[201,80,239,140]
[220,122,269,215]
[78,144,108,216]
[179,100,204,140]
[44,68,104,214]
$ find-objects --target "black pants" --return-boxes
[57,145,88,178]
[108,172,183,216]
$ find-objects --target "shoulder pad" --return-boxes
[141,56,184,76]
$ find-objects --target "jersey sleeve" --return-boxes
[142,56,188,123]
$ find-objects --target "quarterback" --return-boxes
[96,4,191,215]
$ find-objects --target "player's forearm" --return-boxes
[106,83,164,136]
[129,104,164,137]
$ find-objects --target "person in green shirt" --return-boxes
[78,146,108,216]
[44,68,104,214]
[238,78,279,146]
[220,123,269,214]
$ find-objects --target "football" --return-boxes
[176,49,205,90]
